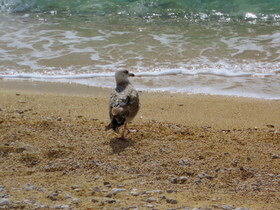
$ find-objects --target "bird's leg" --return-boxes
[120,122,127,139]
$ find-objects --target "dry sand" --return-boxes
[0,80,279,209]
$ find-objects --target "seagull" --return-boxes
[105,70,140,139]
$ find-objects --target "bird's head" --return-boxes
[115,70,135,85]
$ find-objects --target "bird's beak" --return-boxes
[128,73,135,77]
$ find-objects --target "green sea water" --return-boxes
[1,0,280,21]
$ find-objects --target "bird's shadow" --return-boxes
[109,137,135,154]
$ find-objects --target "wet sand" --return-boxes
[0,80,279,209]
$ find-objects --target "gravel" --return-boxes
[0,198,10,206]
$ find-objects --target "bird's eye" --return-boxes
[124,70,129,74]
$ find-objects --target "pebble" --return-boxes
[65,194,72,199]
[271,154,280,159]
[93,186,101,193]
[112,188,126,194]
[179,159,192,166]
[159,195,166,200]
[142,191,152,195]
[71,185,79,190]
[72,198,81,204]
[145,197,157,203]
[0,186,4,192]
[221,205,234,210]
[106,199,116,204]
[130,189,139,196]
[47,194,58,201]
[153,190,163,194]
[145,204,154,208]
[234,208,250,210]
[106,193,113,198]
[17,100,26,104]
[103,181,110,186]
[91,199,99,203]
[197,173,214,180]
[166,198,178,204]
[55,204,69,209]
[170,177,179,184]
[0,198,10,206]
[24,184,35,191]
[94,175,101,180]
[179,176,188,183]
[166,189,175,193]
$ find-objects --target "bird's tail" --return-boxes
[105,122,114,131]
[105,117,125,133]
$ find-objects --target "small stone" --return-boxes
[234,208,250,210]
[222,205,234,210]
[72,198,81,204]
[38,204,49,208]
[130,189,139,196]
[65,194,72,199]
[179,176,188,183]
[106,193,113,198]
[47,194,58,201]
[153,190,163,194]
[106,199,116,204]
[166,198,178,204]
[0,198,10,206]
[160,195,166,200]
[197,173,214,180]
[142,191,152,195]
[24,184,35,191]
[103,181,110,186]
[112,188,126,194]
[74,188,80,192]
[271,154,280,159]
[145,197,157,203]
[55,204,69,209]
[71,185,79,190]
[178,159,191,166]
[91,199,99,203]
[93,187,101,192]
[145,204,154,208]
[94,175,101,180]
[166,189,175,193]
[170,177,178,184]
[194,179,201,184]
[266,124,274,128]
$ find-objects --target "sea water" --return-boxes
[0,0,279,99]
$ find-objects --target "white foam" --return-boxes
[0,68,277,80]
[245,13,257,19]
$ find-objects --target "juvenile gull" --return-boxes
[105,70,140,139]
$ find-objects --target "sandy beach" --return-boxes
[0,80,279,209]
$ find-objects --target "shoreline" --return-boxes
[1,79,279,129]
[1,77,279,100]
